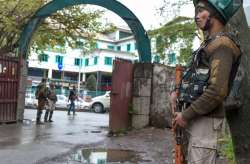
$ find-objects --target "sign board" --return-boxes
[58,63,63,71]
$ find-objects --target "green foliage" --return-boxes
[86,74,97,91]
[0,0,115,55]
[149,16,197,64]
[218,134,236,164]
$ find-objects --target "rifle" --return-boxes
[174,65,184,164]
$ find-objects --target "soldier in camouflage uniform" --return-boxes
[35,78,48,124]
[44,82,57,122]
[170,0,241,163]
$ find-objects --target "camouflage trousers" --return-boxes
[185,116,223,164]
[37,99,47,111]
[46,99,56,111]
[37,99,47,122]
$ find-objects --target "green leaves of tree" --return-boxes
[0,0,115,55]
[86,74,97,91]
[149,16,196,64]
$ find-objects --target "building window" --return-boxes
[39,53,48,62]
[75,58,82,66]
[55,55,63,64]
[96,42,99,49]
[168,53,176,64]
[85,58,89,66]
[104,57,112,65]
[75,41,83,49]
[134,43,137,50]
[107,45,115,50]
[127,44,131,52]
[117,46,121,51]
[154,55,160,63]
[94,56,98,65]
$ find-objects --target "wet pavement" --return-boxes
[0,109,109,164]
[0,109,174,164]
[0,109,228,164]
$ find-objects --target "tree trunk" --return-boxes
[225,7,250,163]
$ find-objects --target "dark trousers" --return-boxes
[68,100,75,114]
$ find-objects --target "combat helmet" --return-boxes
[193,0,242,24]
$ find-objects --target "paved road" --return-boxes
[0,109,109,164]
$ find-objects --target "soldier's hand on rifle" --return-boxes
[170,91,177,115]
[173,112,187,128]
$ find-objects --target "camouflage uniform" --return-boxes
[180,34,241,164]
[176,0,242,163]
[44,84,57,122]
[36,80,48,124]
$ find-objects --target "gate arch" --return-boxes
[18,0,151,62]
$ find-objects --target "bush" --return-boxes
[218,134,236,164]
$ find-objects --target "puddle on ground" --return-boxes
[68,148,150,163]
[22,119,33,126]
[90,130,101,133]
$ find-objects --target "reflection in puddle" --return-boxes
[69,148,147,163]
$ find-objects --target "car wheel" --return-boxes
[92,103,104,113]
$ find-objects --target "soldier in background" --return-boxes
[44,82,57,122]
[35,78,48,124]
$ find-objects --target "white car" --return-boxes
[25,94,38,108]
[56,95,90,110]
[77,97,91,110]
[90,91,110,113]
[56,95,68,109]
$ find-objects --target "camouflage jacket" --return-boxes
[181,33,241,122]
[36,82,48,100]
[48,88,57,102]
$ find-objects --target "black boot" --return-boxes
[44,110,49,122]
[67,110,70,115]
[36,110,43,124]
[49,111,54,122]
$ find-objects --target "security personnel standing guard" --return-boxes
[170,0,241,164]
[35,78,48,124]
[44,82,57,122]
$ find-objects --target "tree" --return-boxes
[149,16,197,64]
[0,0,115,55]
[225,7,250,164]
[86,74,97,91]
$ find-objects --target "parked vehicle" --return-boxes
[25,94,38,108]
[55,95,68,109]
[77,97,91,110]
[90,91,110,113]
[55,94,91,110]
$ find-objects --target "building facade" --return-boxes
[27,27,139,96]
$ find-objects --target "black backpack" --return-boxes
[223,49,243,111]
[220,33,243,111]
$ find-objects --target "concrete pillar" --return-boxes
[17,57,27,121]
[132,63,152,129]
[48,69,52,79]
[150,64,175,128]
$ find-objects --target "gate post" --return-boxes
[16,55,28,121]
[131,63,152,129]
[150,64,174,128]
